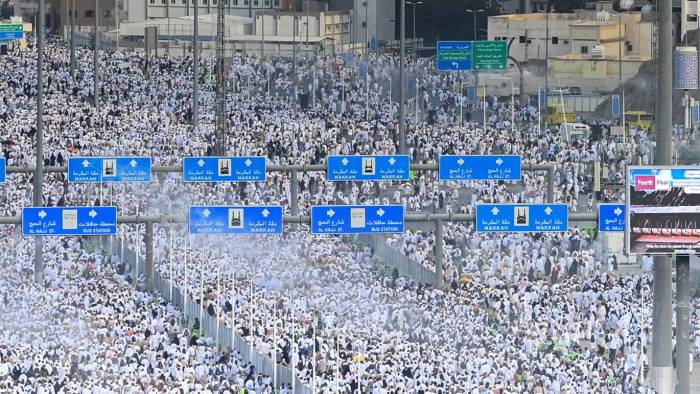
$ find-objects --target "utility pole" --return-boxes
[407,1,422,56]
[261,12,265,60]
[365,0,369,56]
[70,0,75,78]
[214,0,226,155]
[399,0,406,154]
[652,0,673,393]
[677,255,690,394]
[34,0,45,284]
[545,3,549,110]
[618,13,622,82]
[292,16,297,80]
[115,0,120,50]
[193,0,199,132]
[94,0,99,109]
[306,0,309,59]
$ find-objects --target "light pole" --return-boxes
[406,1,422,57]
[467,9,484,127]
[465,9,484,41]
[399,0,406,155]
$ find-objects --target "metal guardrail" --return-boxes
[97,236,312,394]
[358,234,437,286]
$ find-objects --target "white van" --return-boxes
[560,123,590,140]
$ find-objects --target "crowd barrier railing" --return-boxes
[357,234,438,286]
[96,236,313,394]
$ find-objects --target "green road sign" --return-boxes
[0,24,23,32]
[474,41,508,71]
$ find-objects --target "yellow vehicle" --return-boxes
[545,103,575,125]
[624,111,655,131]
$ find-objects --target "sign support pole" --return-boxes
[290,169,299,228]
[145,221,154,292]
[399,0,406,155]
[34,0,45,285]
[676,255,690,394]
[652,0,674,392]
[547,166,555,203]
[434,219,443,288]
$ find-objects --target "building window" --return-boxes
[519,35,526,43]
[85,10,95,17]
[581,46,588,54]
[689,15,698,22]
[627,43,633,52]
[254,0,259,5]
[551,36,558,44]
[102,10,111,18]
[274,0,279,5]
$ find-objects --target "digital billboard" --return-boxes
[627,167,700,255]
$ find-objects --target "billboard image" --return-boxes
[627,167,700,254]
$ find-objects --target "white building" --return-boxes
[681,0,699,41]
[125,0,283,33]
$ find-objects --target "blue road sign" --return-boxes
[0,32,23,40]
[68,157,151,182]
[311,205,404,234]
[467,86,477,103]
[611,95,621,117]
[359,62,366,78]
[476,204,568,233]
[22,206,118,236]
[539,87,547,107]
[0,157,5,183]
[183,157,266,182]
[345,52,354,65]
[436,41,473,71]
[693,102,700,124]
[598,204,625,233]
[327,155,410,181]
[407,75,415,92]
[439,155,521,181]
[370,35,378,52]
[189,206,283,235]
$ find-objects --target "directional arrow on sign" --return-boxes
[327,209,335,218]
[82,160,91,168]
[452,61,459,69]
[496,158,504,166]
[457,158,465,166]
[377,208,385,217]
[262,209,270,218]
[341,158,349,166]
[89,209,97,218]
[491,207,500,216]
[614,207,623,216]
[197,159,206,167]
[38,210,47,219]
[245,159,252,167]
[202,209,211,218]
[544,207,553,216]
[129,159,138,167]
[388,157,396,165]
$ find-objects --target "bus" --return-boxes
[545,103,576,125]
[624,111,655,131]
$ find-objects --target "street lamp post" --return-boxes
[407,1,422,57]
[465,8,484,41]
[467,9,484,127]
